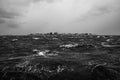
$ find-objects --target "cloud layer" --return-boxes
[0,0,120,35]
[0,0,59,25]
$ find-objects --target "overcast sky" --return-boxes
[0,0,120,35]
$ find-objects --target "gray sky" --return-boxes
[0,0,120,35]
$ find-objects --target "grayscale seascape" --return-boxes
[0,0,120,80]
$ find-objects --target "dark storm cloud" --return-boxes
[91,2,120,16]
[0,8,20,19]
[77,4,120,22]
[7,23,19,28]
[0,0,31,25]
[0,8,21,25]
[92,7,111,16]
[0,0,54,24]
[0,18,5,24]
